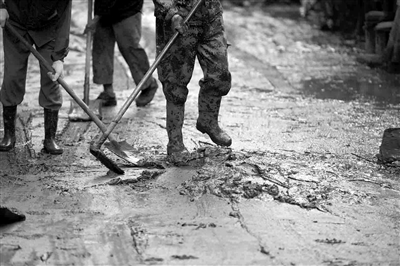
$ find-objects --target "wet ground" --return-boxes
[1,1,399,265]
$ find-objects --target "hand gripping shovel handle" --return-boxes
[5,22,124,173]
[93,0,205,149]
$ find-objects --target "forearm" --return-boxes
[153,0,180,20]
[52,1,72,62]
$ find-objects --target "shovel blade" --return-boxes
[68,99,102,122]
[104,140,141,165]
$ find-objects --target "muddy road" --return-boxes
[1,1,400,265]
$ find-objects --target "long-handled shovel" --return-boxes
[5,22,125,174]
[68,0,102,122]
[89,0,205,173]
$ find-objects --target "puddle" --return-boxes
[302,74,400,106]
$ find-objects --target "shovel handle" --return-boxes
[95,0,205,147]
[4,22,118,143]
[83,0,93,104]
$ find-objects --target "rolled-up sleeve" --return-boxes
[153,0,180,20]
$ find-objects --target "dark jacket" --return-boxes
[94,0,143,25]
[4,0,72,61]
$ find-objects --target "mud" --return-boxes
[1,1,400,265]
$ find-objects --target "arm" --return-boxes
[51,0,72,62]
[153,0,188,21]
[0,0,8,28]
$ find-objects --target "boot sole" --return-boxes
[42,148,64,155]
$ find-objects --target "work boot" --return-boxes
[196,95,232,147]
[166,101,189,162]
[0,105,17,152]
[136,79,158,107]
[97,91,117,107]
[42,109,63,155]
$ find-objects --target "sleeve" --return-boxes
[51,0,72,62]
[153,0,188,21]
[94,0,117,16]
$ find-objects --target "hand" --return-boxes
[48,60,64,82]
[0,8,9,28]
[84,15,100,34]
[171,14,188,34]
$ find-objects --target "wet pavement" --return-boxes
[0,1,399,265]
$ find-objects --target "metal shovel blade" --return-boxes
[68,99,102,122]
[104,140,141,165]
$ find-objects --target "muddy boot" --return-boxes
[166,101,189,162]
[196,95,232,147]
[0,105,17,152]
[42,109,63,155]
[136,79,158,107]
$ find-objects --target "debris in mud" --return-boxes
[0,206,26,225]
[107,170,165,186]
[171,255,199,260]
[315,238,346,245]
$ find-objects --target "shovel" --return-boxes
[68,0,102,122]
[89,0,205,173]
[5,22,126,174]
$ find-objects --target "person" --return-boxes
[85,0,159,107]
[0,0,71,155]
[153,0,232,162]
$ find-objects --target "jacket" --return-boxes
[3,0,72,62]
[94,0,143,25]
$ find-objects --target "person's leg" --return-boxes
[113,13,158,107]
[155,18,198,161]
[93,22,117,106]
[0,28,31,151]
[196,13,232,147]
[37,41,64,155]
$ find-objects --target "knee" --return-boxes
[162,83,188,105]
[201,70,231,96]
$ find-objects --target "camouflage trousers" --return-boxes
[155,12,231,105]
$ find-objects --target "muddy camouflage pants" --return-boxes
[0,28,62,110]
[155,11,231,105]
[93,13,156,90]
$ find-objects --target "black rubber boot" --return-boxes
[166,101,189,162]
[0,105,17,152]
[43,109,63,155]
[136,79,158,107]
[196,95,232,147]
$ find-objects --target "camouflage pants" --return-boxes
[155,12,231,105]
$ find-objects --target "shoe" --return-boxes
[42,109,63,155]
[0,105,17,152]
[97,91,117,107]
[136,80,158,107]
[197,95,232,147]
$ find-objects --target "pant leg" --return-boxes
[36,40,63,110]
[197,13,231,98]
[155,19,198,105]
[0,27,31,106]
[93,22,115,85]
[113,13,156,89]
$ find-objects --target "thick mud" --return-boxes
[1,1,399,265]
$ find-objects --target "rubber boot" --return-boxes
[166,101,189,161]
[43,109,63,155]
[0,105,17,152]
[136,79,159,107]
[196,95,232,147]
